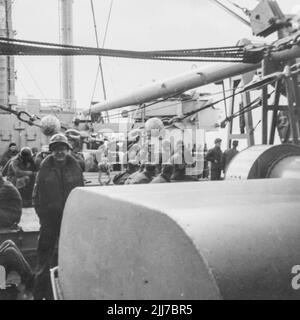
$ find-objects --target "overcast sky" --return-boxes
[12,0,300,110]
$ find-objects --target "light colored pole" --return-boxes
[59,0,74,110]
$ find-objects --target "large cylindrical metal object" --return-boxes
[59,0,74,109]
[82,62,260,115]
[225,144,300,180]
[58,179,300,300]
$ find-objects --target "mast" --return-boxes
[59,0,74,110]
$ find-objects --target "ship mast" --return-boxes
[59,0,74,110]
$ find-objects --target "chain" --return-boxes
[0,104,42,127]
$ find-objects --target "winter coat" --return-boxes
[205,146,223,171]
[0,179,22,228]
[6,155,36,188]
[33,154,84,221]
[0,150,18,168]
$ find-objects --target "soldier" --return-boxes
[170,141,197,182]
[0,172,22,228]
[205,138,223,181]
[0,240,34,298]
[223,140,239,173]
[126,163,156,184]
[32,133,84,300]
[34,145,51,170]
[6,147,37,207]
[0,142,18,170]
[113,160,139,185]
[151,164,173,184]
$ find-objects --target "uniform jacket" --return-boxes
[113,170,136,185]
[126,171,152,184]
[150,174,170,183]
[205,146,223,171]
[0,150,18,168]
[33,154,84,221]
[6,154,36,187]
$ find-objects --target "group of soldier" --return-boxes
[0,131,240,299]
[0,134,84,299]
[205,138,239,181]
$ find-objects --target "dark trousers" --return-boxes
[33,216,61,300]
[0,240,33,286]
[210,169,222,181]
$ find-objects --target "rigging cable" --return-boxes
[89,0,114,121]
[0,37,262,63]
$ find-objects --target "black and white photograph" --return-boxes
[0,0,300,304]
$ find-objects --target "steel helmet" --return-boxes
[20,147,32,158]
[49,133,72,151]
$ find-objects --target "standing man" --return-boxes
[205,138,223,181]
[32,133,84,300]
[223,140,239,173]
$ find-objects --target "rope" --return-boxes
[0,37,255,63]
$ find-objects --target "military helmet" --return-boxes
[20,147,32,158]
[49,133,72,151]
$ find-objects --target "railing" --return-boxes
[19,99,77,112]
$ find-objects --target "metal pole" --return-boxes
[59,0,74,110]
[0,0,8,106]
[269,80,281,144]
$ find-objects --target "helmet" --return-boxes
[49,134,71,151]
[20,147,32,158]
[144,118,165,138]
[232,140,239,147]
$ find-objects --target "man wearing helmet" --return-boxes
[32,133,84,300]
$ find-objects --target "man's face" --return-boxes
[216,142,221,148]
[52,144,69,162]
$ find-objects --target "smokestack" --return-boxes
[0,0,16,107]
[59,0,74,110]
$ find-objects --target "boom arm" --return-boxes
[82,62,259,115]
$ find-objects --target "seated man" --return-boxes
[151,163,173,184]
[6,147,37,207]
[0,172,22,228]
[126,163,156,184]
[0,240,34,298]
[113,160,139,185]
